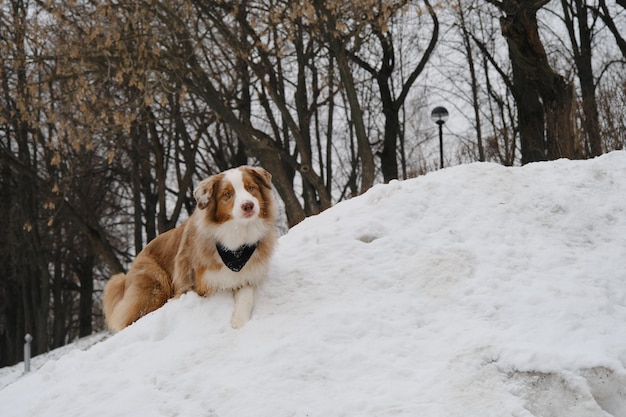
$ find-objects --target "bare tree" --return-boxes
[593,0,626,59]
[448,0,519,165]
[0,0,132,365]
[311,0,377,191]
[349,0,439,182]
[455,0,486,162]
[486,0,583,163]
[561,0,602,157]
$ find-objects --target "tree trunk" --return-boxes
[498,0,582,163]
[131,123,144,253]
[458,0,485,161]
[379,105,400,182]
[371,26,399,183]
[295,25,321,215]
[509,43,546,164]
[331,38,376,192]
[78,253,95,337]
[563,0,602,157]
[52,255,65,349]
[542,77,579,160]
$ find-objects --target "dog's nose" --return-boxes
[241,201,255,213]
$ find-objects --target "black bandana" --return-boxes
[216,242,258,272]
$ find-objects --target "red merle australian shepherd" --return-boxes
[103,166,277,331]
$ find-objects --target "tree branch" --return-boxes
[396,0,439,107]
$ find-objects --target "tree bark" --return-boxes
[508,42,546,164]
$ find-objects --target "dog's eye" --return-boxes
[223,191,232,199]
[246,185,257,192]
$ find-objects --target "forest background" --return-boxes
[1,0,624,367]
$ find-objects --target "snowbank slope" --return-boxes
[2,152,626,417]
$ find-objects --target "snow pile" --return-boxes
[1,152,626,417]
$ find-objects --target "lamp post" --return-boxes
[430,106,449,169]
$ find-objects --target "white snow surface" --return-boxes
[2,152,626,417]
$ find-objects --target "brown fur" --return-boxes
[103,166,277,331]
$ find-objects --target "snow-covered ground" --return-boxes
[1,152,626,417]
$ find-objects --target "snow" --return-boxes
[2,151,626,417]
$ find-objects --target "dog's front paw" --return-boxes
[230,314,249,329]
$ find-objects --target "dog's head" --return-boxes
[193,166,274,225]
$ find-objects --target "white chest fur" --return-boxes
[199,261,269,291]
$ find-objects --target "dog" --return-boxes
[103,166,277,331]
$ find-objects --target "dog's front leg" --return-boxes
[231,285,255,329]
[172,255,194,297]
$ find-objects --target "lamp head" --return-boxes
[431,106,449,125]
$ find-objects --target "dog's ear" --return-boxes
[193,174,221,210]
[249,167,272,189]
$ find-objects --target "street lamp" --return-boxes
[430,106,449,169]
